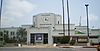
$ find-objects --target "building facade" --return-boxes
[22,13,100,45]
[0,30,4,46]
[1,27,19,39]
[1,13,100,45]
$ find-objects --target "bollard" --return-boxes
[53,43,57,47]
[18,44,21,47]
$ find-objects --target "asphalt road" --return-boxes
[0,48,97,51]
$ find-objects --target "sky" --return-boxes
[0,0,100,29]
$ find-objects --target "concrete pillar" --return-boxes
[27,30,30,45]
[48,27,53,45]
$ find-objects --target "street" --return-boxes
[0,48,97,51]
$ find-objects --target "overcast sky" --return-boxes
[1,0,100,28]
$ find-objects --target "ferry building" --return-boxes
[1,13,100,45]
[21,13,100,45]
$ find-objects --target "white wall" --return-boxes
[22,25,32,28]
[33,13,62,28]
[1,27,19,38]
[90,29,100,36]
[75,26,88,36]
[54,24,75,30]
[52,30,75,36]
[28,27,49,33]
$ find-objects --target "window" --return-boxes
[36,34,42,40]
[58,21,59,24]
[0,32,3,36]
[6,31,9,35]
[59,33,64,35]
[0,38,3,41]
[4,31,9,35]
[40,24,52,25]
[10,31,15,35]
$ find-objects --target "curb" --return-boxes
[0,46,97,48]
[82,46,97,48]
[59,46,71,48]
[59,46,97,48]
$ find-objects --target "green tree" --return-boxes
[4,30,9,43]
[17,27,27,43]
[0,31,4,47]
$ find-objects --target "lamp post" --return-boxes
[62,0,65,36]
[85,4,90,46]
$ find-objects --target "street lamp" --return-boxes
[85,4,90,45]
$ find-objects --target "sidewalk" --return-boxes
[1,44,97,48]
[22,44,58,48]
[22,45,97,48]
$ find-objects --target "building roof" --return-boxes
[1,27,19,29]
[75,26,87,27]
[33,13,61,17]
[91,29,100,31]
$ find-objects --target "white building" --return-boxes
[21,13,75,45]
[21,13,100,45]
[1,13,100,45]
[1,27,19,39]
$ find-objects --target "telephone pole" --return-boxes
[62,0,65,36]
[67,0,70,36]
[0,0,3,29]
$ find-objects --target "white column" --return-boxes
[27,29,30,45]
[48,26,53,45]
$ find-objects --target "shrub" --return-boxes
[70,39,76,45]
[0,45,4,47]
[59,36,70,44]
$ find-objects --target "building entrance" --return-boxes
[30,33,48,44]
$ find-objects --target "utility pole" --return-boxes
[0,0,3,46]
[85,4,90,44]
[62,0,65,36]
[0,0,3,29]
[67,0,70,37]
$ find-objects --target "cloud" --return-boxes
[1,16,16,27]
[5,0,36,17]
[2,0,37,27]
[83,14,98,21]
